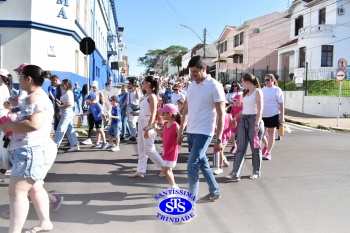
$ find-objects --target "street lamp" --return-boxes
[180,24,206,59]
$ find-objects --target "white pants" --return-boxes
[137,116,163,173]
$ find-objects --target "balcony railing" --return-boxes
[298,24,335,39]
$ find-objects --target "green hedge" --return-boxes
[278,80,350,97]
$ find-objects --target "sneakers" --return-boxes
[225,174,240,182]
[128,137,137,143]
[100,142,109,149]
[51,195,64,212]
[105,143,115,149]
[91,144,101,149]
[264,152,271,160]
[250,174,259,180]
[213,168,223,175]
[197,193,221,203]
[82,138,92,145]
[168,184,179,189]
[262,146,268,156]
[109,146,120,151]
[223,156,230,167]
[128,172,144,178]
[67,145,80,152]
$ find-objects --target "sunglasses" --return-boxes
[232,85,237,87]
[265,79,271,82]
[173,89,179,91]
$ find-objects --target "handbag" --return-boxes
[129,103,140,111]
[0,131,11,170]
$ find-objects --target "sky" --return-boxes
[116,0,290,75]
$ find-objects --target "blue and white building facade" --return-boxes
[0,0,121,90]
[277,0,350,80]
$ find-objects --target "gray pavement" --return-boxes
[1,121,350,232]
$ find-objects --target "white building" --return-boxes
[277,0,350,80]
[0,0,120,90]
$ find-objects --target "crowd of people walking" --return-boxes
[0,55,285,230]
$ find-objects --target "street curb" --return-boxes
[285,117,350,133]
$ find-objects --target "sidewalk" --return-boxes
[284,109,350,132]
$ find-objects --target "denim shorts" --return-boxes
[9,141,57,181]
[107,123,121,138]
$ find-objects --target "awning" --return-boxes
[212,55,227,63]
[225,50,244,58]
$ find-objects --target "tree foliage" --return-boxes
[170,54,182,72]
[137,45,188,72]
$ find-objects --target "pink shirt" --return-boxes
[162,121,179,162]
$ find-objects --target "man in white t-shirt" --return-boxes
[171,84,186,107]
[178,55,225,211]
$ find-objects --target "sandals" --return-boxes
[159,171,165,177]
[128,172,144,178]
[25,227,52,233]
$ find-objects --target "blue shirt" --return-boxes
[164,89,174,104]
[73,87,82,100]
[88,103,103,120]
[118,92,127,112]
[48,85,56,101]
[110,105,121,125]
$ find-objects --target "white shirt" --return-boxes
[10,88,54,150]
[225,92,243,106]
[242,89,259,115]
[187,75,226,136]
[128,89,140,105]
[60,90,74,108]
[0,84,10,102]
[262,86,284,117]
[171,92,186,106]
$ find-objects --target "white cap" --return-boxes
[0,69,9,77]
[92,80,98,87]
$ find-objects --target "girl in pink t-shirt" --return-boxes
[154,103,181,189]
[230,94,243,153]
[213,112,233,175]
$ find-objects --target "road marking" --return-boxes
[284,123,331,132]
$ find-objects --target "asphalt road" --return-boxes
[0,123,349,233]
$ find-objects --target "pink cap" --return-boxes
[233,94,243,100]
[158,103,178,115]
[13,63,29,72]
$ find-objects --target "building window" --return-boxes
[299,47,306,68]
[233,55,239,63]
[321,45,333,67]
[233,55,243,64]
[239,32,244,45]
[295,15,303,36]
[234,35,239,47]
[319,8,326,25]
[219,41,227,53]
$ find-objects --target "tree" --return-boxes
[170,54,182,72]
[137,45,187,72]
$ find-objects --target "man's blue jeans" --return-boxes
[74,98,82,114]
[121,110,130,138]
[187,133,220,201]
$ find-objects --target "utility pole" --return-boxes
[203,28,207,60]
